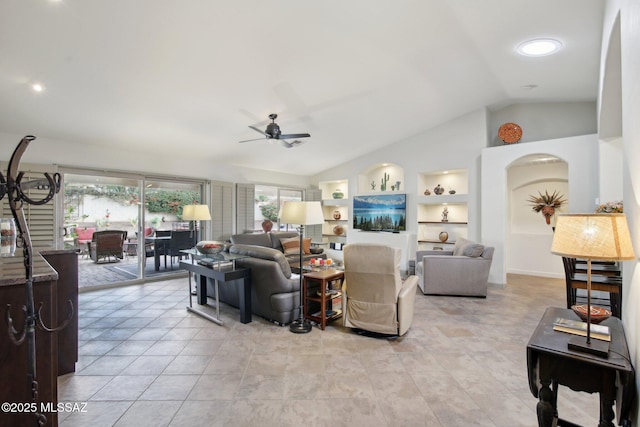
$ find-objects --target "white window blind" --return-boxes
[236,183,255,234]
[0,162,59,250]
[211,180,233,241]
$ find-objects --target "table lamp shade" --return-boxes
[279,201,324,226]
[551,213,635,260]
[182,204,211,221]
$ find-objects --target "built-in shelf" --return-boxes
[418,221,467,225]
[358,163,405,194]
[417,169,469,248]
[319,180,349,246]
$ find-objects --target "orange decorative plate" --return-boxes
[498,122,522,144]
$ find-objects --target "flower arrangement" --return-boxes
[595,200,623,213]
[528,190,567,225]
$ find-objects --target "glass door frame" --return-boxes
[58,166,209,286]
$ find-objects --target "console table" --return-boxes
[179,254,251,325]
[527,307,634,427]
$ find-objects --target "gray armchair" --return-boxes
[416,237,494,297]
[342,243,418,336]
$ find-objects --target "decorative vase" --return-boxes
[449,189,456,194]
[0,218,17,257]
[434,184,444,195]
[333,225,344,235]
[424,189,431,196]
[438,231,448,243]
[261,219,273,232]
[395,181,401,191]
[333,210,341,220]
[332,189,344,199]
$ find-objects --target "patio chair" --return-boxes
[89,230,127,263]
[73,227,96,258]
[165,230,195,269]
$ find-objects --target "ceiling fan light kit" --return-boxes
[239,113,310,148]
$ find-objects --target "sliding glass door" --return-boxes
[61,169,207,290]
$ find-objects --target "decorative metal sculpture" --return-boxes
[1,135,73,426]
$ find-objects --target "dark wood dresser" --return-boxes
[0,251,59,427]
[41,249,79,375]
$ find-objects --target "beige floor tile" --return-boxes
[58,274,603,426]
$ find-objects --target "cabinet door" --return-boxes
[0,280,58,426]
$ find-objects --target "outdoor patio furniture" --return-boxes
[89,230,127,263]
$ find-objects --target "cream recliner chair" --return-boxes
[342,243,419,336]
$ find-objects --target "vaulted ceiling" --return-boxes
[0,0,604,175]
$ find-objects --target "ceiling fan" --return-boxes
[239,113,310,148]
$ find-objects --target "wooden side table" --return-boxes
[303,268,344,330]
[527,307,634,427]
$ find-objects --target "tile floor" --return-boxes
[57,274,600,427]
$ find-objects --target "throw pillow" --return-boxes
[280,237,313,255]
[280,237,300,255]
[453,237,485,258]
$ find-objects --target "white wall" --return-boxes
[312,108,489,269]
[602,1,640,424]
[490,101,597,146]
[599,138,623,203]
[481,135,599,285]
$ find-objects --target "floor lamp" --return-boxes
[551,213,635,357]
[279,201,324,334]
[182,204,212,245]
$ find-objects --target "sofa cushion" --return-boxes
[230,232,272,248]
[229,244,293,278]
[280,236,312,255]
[453,237,485,258]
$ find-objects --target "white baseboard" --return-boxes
[507,269,564,280]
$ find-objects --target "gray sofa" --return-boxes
[207,244,301,324]
[415,237,494,297]
[230,231,325,264]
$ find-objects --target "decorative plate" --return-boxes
[498,122,523,144]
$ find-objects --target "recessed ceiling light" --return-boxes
[31,83,44,92]
[517,39,562,57]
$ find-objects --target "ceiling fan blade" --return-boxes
[238,137,268,143]
[248,125,269,136]
[280,139,306,148]
[278,133,310,139]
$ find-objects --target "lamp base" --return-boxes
[289,319,312,334]
[568,335,610,358]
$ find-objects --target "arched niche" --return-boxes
[506,154,568,278]
[358,162,405,194]
[480,135,598,286]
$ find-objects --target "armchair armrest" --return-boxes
[417,249,453,259]
[397,275,418,336]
